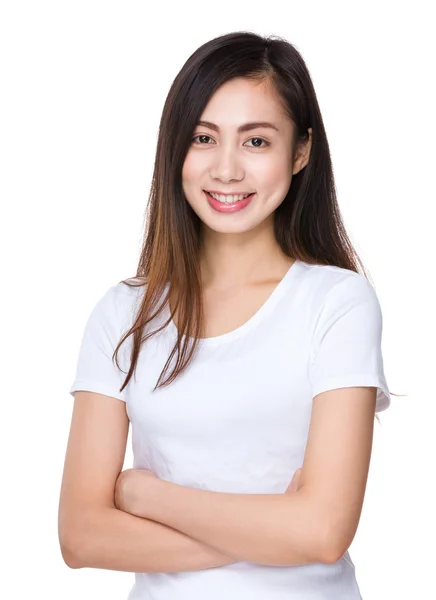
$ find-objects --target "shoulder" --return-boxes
[295,262,382,333]
[299,261,378,306]
[112,277,148,303]
[93,278,147,331]
[298,263,384,350]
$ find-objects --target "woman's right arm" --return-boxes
[58,391,236,573]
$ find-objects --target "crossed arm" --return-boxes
[115,387,377,567]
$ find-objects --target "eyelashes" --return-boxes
[191,135,271,148]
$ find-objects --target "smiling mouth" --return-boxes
[203,190,256,213]
[204,190,255,204]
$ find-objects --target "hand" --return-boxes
[114,468,159,516]
[285,468,302,494]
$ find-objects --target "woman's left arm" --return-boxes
[116,386,376,567]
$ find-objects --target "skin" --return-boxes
[115,469,302,513]
[114,467,305,566]
[182,76,312,290]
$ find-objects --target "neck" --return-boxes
[199,220,293,290]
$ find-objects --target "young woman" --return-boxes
[59,31,391,599]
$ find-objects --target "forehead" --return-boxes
[199,77,288,126]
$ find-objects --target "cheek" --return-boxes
[256,157,291,190]
[181,156,192,188]
[182,152,202,183]
[181,158,201,210]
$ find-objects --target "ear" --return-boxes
[292,127,312,175]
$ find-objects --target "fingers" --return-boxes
[286,467,302,493]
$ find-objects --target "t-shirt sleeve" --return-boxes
[69,285,127,402]
[308,274,390,412]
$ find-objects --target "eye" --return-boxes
[191,135,270,148]
[192,135,214,145]
[245,137,270,148]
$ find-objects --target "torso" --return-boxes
[114,258,374,600]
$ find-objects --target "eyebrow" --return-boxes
[196,120,280,133]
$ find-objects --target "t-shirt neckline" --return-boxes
[167,258,302,347]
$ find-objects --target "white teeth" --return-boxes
[208,192,252,204]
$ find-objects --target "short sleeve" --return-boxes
[308,274,390,412]
[69,285,127,402]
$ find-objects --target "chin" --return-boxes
[203,217,263,235]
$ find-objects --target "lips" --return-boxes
[204,190,255,213]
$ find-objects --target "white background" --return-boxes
[1,1,434,598]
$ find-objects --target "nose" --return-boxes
[209,145,245,183]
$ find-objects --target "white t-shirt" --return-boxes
[69,259,390,600]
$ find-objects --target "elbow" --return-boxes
[59,533,85,569]
[303,514,351,566]
[59,513,93,569]
[282,490,355,566]
[59,505,114,569]
[317,524,354,565]
[318,543,346,565]
[61,545,83,569]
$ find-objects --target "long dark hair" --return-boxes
[112,31,394,400]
